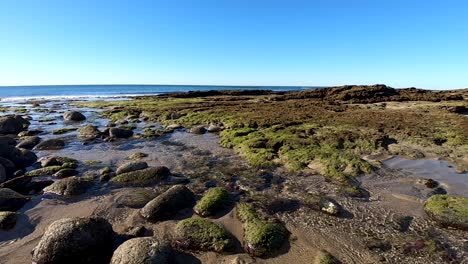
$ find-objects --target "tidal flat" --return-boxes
[1,85,468,263]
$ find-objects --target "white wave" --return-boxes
[0,93,161,102]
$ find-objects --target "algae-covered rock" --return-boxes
[25,166,63,177]
[0,188,29,211]
[40,156,78,167]
[424,194,468,230]
[52,127,78,135]
[110,166,171,185]
[194,187,229,216]
[237,203,287,257]
[34,139,65,150]
[116,161,148,175]
[32,217,114,264]
[110,237,173,264]
[140,185,195,221]
[128,152,148,160]
[175,217,233,252]
[63,110,86,121]
[0,211,17,230]
[53,168,79,178]
[43,176,93,196]
[16,136,41,149]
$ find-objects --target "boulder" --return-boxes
[110,237,173,264]
[63,111,86,121]
[0,164,6,183]
[0,188,29,211]
[16,136,41,149]
[43,176,93,196]
[0,211,17,230]
[0,136,16,146]
[0,157,15,179]
[109,127,133,138]
[110,166,171,185]
[194,187,229,216]
[32,217,114,264]
[78,125,101,140]
[140,185,195,221]
[0,145,37,169]
[39,156,78,167]
[189,125,206,135]
[0,115,29,134]
[115,188,157,209]
[175,218,233,252]
[116,161,148,175]
[53,168,79,178]
[0,176,53,195]
[424,194,468,230]
[34,139,65,150]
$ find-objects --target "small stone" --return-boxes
[116,161,148,175]
[189,125,206,134]
[63,111,86,121]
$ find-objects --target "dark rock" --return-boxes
[109,128,133,138]
[0,188,29,211]
[53,169,79,178]
[0,136,16,146]
[63,111,86,121]
[78,125,101,140]
[13,169,25,177]
[39,156,78,167]
[116,161,148,175]
[18,129,43,137]
[189,125,206,135]
[0,145,37,169]
[0,211,17,230]
[0,157,15,179]
[110,237,173,264]
[43,176,93,196]
[16,136,41,149]
[0,164,6,183]
[140,185,195,221]
[0,115,29,134]
[32,217,115,264]
[34,139,65,150]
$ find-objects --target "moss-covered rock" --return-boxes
[116,161,148,175]
[175,217,233,252]
[237,203,287,257]
[53,168,79,178]
[194,187,229,216]
[0,188,29,211]
[424,194,468,230]
[110,166,171,185]
[25,166,63,177]
[127,152,148,160]
[52,127,78,135]
[0,211,17,230]
[78,125,101,139]
[140,185,195,221]
[43,176,93,196]
[40,156,78,167]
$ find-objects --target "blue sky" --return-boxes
[0,0,467,89]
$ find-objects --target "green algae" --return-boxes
[424,194,468,230]
[176,217,233,252]
[194,187,229,216]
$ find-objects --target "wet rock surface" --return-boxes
[110,237,173,264]
[140,185,195,221]
[0,188,29,211]
[43,176,93,196]
[34,139,65,150]
[63,110,86,121]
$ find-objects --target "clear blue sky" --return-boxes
[0,0,467,89]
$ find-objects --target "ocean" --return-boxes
[0,85,315,101]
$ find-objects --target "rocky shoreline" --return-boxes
[0,85,467,263]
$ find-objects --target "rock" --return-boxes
[175,218,233,252]
[424,194,468,230]
[126,226,148,237]
[0,211,17,230]
[166,124,182,130]
[52,127,78,135]
[0,164,6,183]
[16,136,41,149]
[128,152,148,160]
[0,136,16,146]
[0,157,15,179]
[115,188,157,208]
[25,166,63,177]
[140,185,195,221]
[319,198,341,216]
[110,166,171,185]
[207,124,222,133]
[0,115,29,134]
[194,187,229,216]
[63,110,86,121]
[18,129,43,137]
[78,125,101,140]
[0,145,37,169]
[0,188,29,211]
[0,176,51,195]
[116,161,148,175]
[53,168,79,178]
[230,254,256,264]
[110,237,173,264]
[40,156,78,167]
[100,167,113,175]
[109,127,133,138]
[32,217,114,264]
[34,139,65,150]
[189,125,206,134]
[43,176,93,196]
[237,203,287,257]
